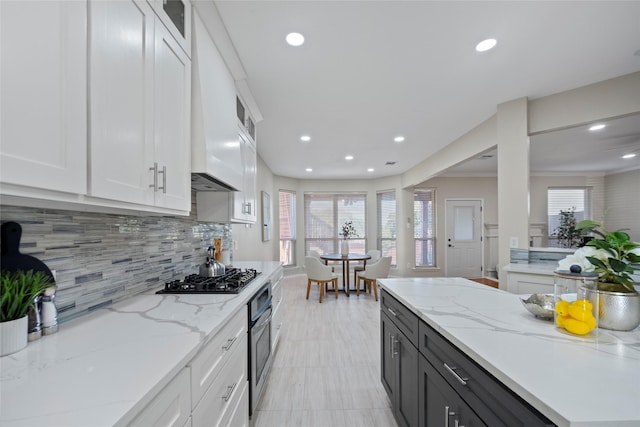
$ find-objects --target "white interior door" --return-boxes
[445,200,483,278]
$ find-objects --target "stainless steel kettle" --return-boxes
[199,246,225,277]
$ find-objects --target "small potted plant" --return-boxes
[1,270,53,356]
[557,220,640,331]
[340,221,358,256]
[552,208,583,248]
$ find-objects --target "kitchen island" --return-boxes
[0,261,282,427]
[378,277,640,427]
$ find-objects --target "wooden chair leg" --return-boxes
[372,279,378,301]
[333,278,339,299]
[319,280,324,303]
[306,278,311,300]
[356,275,360,296]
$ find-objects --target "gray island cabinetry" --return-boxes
[378,277,640,427]
[381,289,551,427]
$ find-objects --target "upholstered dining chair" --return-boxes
[352,249,381,284]
[355,256,391,301]
[305,256,339,303]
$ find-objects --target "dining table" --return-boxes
[319,253,371,296]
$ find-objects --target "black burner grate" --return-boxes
[156,268,260,294]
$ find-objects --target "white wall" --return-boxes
[604,169,640,239]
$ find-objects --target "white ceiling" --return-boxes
[213,1,640,180]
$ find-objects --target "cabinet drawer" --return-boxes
[272,278,283,310]
[191,334,248,427]
[381,290,419,344]
[189,307,247,408]
[419,321,553,427]
[128,368,191,427]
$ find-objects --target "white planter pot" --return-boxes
[1,315,28,357]
[341,240,349,256]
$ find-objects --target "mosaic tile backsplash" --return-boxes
[0,193,231,323]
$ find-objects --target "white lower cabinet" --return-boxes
[189,306,248,427]
[128,368,191,427]
[191,334,248,427]
[506,271,554,294]
[271,271,284,351]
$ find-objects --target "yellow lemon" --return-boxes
[555,300,570,316]
[562,318,594,335]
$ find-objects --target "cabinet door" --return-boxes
[420,355,486,427]
[241,135,257,223]
[380,313,396,401]
[148,0,191,58]
[1,0,87,194]
[89,0,155,206]
[128,368,191,427]
[153,17,191,211]
[396,333,419,427]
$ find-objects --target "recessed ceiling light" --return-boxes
[305,168,313,172]
[300,135,311,142]
[394,136,405,143]
[286,32,304,46]
[622,153,636,159]
[345,155,354,161]
[589,124,606,131]
[475,38,497,52]
[367,168,375,172]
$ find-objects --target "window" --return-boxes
[377,190,397,266]
[414,188,436,267]
[278,190,296,266]
[304,193,366,255]
[547,187,592,247]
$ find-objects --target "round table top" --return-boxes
[320,253,371,261]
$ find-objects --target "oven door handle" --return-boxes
[253,306,272,330]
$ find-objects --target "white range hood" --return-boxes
[190,9,241,192]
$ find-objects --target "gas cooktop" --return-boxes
[156,268,261,294]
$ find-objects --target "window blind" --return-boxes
[278,190,296,266]
[304,192,366,255]
[414,188,436,267]
[547,187,592,244]
[377,190,397,266]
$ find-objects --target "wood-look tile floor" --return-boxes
[252,274,398,427]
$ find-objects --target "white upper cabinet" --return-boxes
[148,0,191,58]
[89,0,191,213]
[191,10,243,191]
[0,0,87,194]
[196,129,256,224]
[153,13,191,211]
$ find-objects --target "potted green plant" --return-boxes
[1,270,53,356]
[558,220,640,331]
[552,208,583,248]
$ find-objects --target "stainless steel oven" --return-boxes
[248,281,272,417]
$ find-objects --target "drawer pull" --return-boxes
[387,307,398,317]
[444,362,468,386]
[222,382,237,402]
[222,336,237,351]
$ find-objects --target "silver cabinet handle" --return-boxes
[387,307,397,317]
[445,406,450,427]
[391,335,399,358]
[158,165,166,193]
[222,336,237,351]
[444,362,468,386]
[149,163,158,191]
[222,382,237,402]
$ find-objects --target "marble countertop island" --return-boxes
[0,261,282,427]
[378,277,640,427]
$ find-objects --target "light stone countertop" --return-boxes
[378,277,640,427]
[0,261,282,427]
